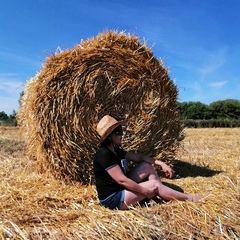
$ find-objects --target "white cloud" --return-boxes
[0,95,19,115]
[209,81,227,89]
[0,50,41,68]
[0,73,24,114]
[0,73,25,94]
[197,47,227,81]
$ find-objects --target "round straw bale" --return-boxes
[17,30,184,184]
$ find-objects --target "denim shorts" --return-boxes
[100,190,125,210]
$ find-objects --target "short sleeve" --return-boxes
[95,147,118,170]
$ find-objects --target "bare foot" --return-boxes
[188,195,204,202]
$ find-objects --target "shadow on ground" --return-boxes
[171,159,222,179]
[162,181,184,192]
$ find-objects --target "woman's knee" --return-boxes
[137,161,154,171]
[128,162,157,182]
[141,162,156,176]
[142,179,159,188]
[151,179,161,187]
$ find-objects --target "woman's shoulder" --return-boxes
[94,147,116,164]
[95,147,111,157]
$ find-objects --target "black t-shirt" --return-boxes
[93,146,127,200]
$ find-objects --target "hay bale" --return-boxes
[17,30,184,184]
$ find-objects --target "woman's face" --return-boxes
[110,126,123,145]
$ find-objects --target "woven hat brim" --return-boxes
[100,119,127,143]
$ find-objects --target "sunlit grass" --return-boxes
[0,127,239,239]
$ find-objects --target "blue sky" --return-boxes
[1,0,240,115]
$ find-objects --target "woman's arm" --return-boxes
[125,152,175,178]
[107,165,156,198]
[125,152,155,164]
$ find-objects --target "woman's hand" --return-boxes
[155,160,175,178]
[144,186,158,199]
[126,152,175,178]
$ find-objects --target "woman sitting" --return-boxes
[93,115,203,210]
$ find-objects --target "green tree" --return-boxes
[178,101,210,120]
[0,111,8,121]
[19,91,24,107]
[209,99,240,119]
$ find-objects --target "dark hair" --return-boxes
[100,137,112,147]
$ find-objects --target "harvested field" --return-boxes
[0,127,239,239]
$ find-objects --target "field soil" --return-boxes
[0,127,239,239]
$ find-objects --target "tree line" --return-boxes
[0,110,17,126]
[0,99,240,127]
[178,99,240,127]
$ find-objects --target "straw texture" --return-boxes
[1,127,239,239]
[17,31,183,183]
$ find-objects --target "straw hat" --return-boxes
[97,115,127,142]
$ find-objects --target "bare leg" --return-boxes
[121,162,202,209]
[121,180,157,210]
[127,161,160,183]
